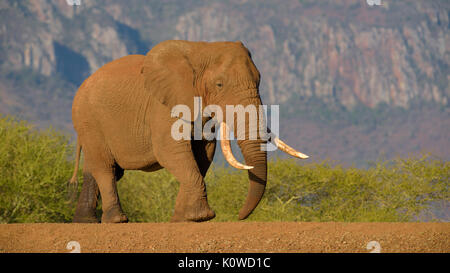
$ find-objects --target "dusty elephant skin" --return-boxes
[69,40,307,223]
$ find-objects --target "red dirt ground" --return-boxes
[0,222,448,253]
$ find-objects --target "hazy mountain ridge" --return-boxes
[0,0,448,163]
[1,0,448,107]
[172,0,449,109]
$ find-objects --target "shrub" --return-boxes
[118,156,449,222]
[0,115,76,223]
[117,170,178,222]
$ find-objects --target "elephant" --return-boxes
[68,40,308,223]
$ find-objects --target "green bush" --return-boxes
[117,170,178,222]
[0,115,76,223]
[248,157,449,222]
[118,156,449,222]
[1,115,448,223]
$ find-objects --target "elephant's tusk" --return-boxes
[220,122,254,170]
[270,133,309,159]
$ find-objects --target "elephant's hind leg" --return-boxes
[73,172,100,223]
[93,168,128,223]
[81,139,128,223]
[73,164,124,223]
[192,140,216,178]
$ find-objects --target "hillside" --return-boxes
[0,0,448,164]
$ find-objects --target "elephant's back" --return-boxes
[79,55,145,92]
[72,54,146,133]
[73,55,145,110]
[94,54,145,79]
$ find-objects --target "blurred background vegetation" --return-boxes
[1,115,448,223]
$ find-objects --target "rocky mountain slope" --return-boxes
[0,0,448,164]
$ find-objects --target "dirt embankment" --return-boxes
[0,222,448,253]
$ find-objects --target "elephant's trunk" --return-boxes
[237,137,267,220]
[218,121,267,220]
[218,92,308,220]
[226,95,267,220]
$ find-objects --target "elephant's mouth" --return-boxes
[219,121,308,169]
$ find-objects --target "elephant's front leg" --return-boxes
[150,100,215,222]
[154,140,215,222]
[171,165,215,222]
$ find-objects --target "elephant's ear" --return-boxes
[141,41,197,120]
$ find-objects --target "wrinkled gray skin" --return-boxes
[71,40,266,223]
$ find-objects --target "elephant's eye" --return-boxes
[216,82,223,88]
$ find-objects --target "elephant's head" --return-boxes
[141,40,308,220]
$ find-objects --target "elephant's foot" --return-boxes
[73,207,99,223]
[171,196,216,222]
[101,205,128,223]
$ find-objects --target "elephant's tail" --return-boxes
[67,141,81,202]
